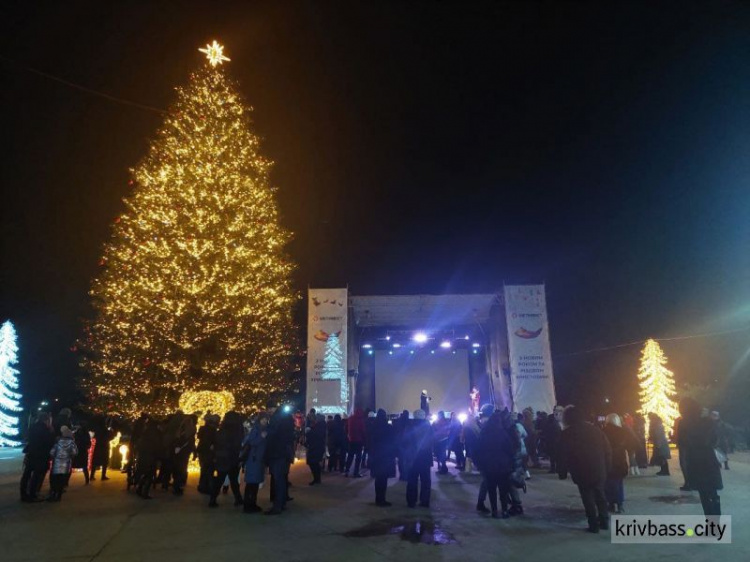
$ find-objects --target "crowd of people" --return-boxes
[18,397,732,534]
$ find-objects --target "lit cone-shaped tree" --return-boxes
[79,42,297,417]
[637,339,680,435]
[0,321,23,447]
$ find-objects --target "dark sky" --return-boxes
[1,1,749,420]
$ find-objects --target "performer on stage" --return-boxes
[469,387,480,415]
[420,390,431,416]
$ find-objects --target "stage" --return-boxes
[306,288,557,416]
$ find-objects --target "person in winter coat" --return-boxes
[622,414,641,476]
[20,412,55,502]
[134,420,162,499]
[72,423,92,485]
[306,414,327,485]
[370,409,397,506]
[710,411,731,470]
[196,414,219,494]
[363,410,376,472]
[90,415,113,481]
[402,409,433,508]
[48,426,78,501]
[242,413,269,513]
[327,414,346,473]
[448,412,465,470]
[432,411,450,474]
[545,406,563,473]
[463,415,481,473]
[522,408,540,469]
[395,410,410,481]
[648,413,671,475]
[264,402,296,515]
[558,405,612,533]
[603,414,637,513]
[475,411,516,518]
[632,414,649,469]
[674,415,690,489]
[171,414,197,495]
[515,415,529,479]
[506,414,526,514]
[345,408,366,478]
[209,411,244,507]
[679,398,723,517]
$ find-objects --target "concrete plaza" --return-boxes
[0,448,747,561]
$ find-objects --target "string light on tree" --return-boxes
[637,338,680,435]
[0,320,23,447]
[78,42,297,417]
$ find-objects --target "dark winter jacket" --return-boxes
[136,424,163,467]
[369,412,397,478]
[92,421,114,466]
[649,417,671,463]
[402,419,434,472]
[72,428,91,469]
[266,409,295,462]
[306,420,327,464]
[603,424,637,479]
[347,409,366,443]
[476,415,515,476]
[213,421,244,472]
[196,424,218,459]
[544,415,562,458]
[243,426,268,484]
[327,417,346,449]
[681,416,723,492]
[24,420,55,463]
[558,422,612,488]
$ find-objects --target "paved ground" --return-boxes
[0,449,747,561]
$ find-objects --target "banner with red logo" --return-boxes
[306,288,349,415]
[504,285,557,413]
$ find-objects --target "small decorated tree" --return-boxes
[638,338,680,435]
[0,321,23,447]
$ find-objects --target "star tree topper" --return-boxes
[199,40,230,67]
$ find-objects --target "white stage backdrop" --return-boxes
[374,349,470,415]
[306,288,348,415]
[504,285,557,413]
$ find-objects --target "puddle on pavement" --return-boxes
[649,495,701,504]
[342,519,459,545]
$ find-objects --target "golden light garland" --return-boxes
[78,43,297,417]
[178,390,235,418]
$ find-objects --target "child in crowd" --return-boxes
[48,426,78,502]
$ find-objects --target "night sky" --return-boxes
[1,2,749,421]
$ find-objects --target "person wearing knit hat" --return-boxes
[48,426,78,502]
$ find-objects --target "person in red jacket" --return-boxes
[345,408,366,478]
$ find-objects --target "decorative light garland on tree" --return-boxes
[637,338,680,435]
[178,390,235,418]
[78,42,298,417]
[0,320,23,447]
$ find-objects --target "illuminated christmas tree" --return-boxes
[637,339,679,435]
[0,321,23,447]
[79,42,297,417]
